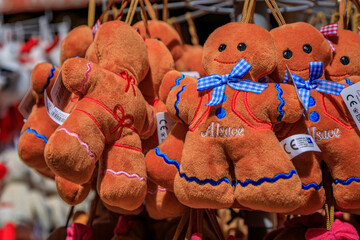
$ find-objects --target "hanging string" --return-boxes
[185,209,194,239]
[112,5,118,19]
[240,0,250,23]
[86,193,100,228]
[240,0,256,24]
[338,0,348,29]
[321,161,335,231]
[172,208,190,240]
[196,209,204,236]
[186,12,199,46]
[163,0,168,21]
[144,0,157,20]
[125,0,140,25]
[311,11,328,27]
[345,0,353,29]
[99,0,115,23]
[330,12,340,23]
[140,0,150,38]
[115,0,129,21]
[88,0,96,28]
[264,0,286,26]
[153,3,159,19]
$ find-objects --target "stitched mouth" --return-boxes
[328,72,349,78]
[214,59,238,64]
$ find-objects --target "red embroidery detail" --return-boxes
[278,120,301,141]
[111,105,136,140]
[189,94,205,126]
[113,143,142,152]
[232,91,272,130]
[321,94,354,129]
[189,93,211,132]
[214,59,238,64]
[75,109,106,139]
[118,71,136,96]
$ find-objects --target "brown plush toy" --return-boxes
[133,20,205,76]
[269,22,333,215]
[44,21,156,211]
[160,22,305,212]
[270,21,360,210]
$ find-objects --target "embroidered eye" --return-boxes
[303,44,312,54]
[237,43,247,51]
[218,44,226,52]
[340,56,350,65]
[283,49,293,59]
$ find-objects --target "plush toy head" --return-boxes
[270,22,332,82]
[325,29,360,81]
[60,25,93,67]
[133,20,183,61]
[202,22,276,80]
[138,38,174,101]
[175,44,206,77]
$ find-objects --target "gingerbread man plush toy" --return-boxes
[45,21,156,211]
[160,21,305,212]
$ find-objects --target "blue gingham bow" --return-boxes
[284,61,345,112]
[197,58,268,106]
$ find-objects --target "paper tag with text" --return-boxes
[340,81,360,131]
[156,112,176,144]
[18,88,36,119]
[50,70,71,110]
[280,134,321,159]
[181,71,200,79]
[45,90,69,125]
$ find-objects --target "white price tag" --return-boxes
[181,71,200,78]
[18,88,35,119]
[340,81,360,131]
[50,70,71,110]
[280,134,321,159]
[44,90,69,125]
[156,112,176,144]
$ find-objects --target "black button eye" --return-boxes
[218,44,226,52]
[303,44,312,54]
[155,37,161,41]
[237,43,247,51]
[340,56,350,65]
[283,49,293,59]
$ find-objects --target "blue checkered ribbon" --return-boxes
[197,58,268,106]
[284,61,345,112]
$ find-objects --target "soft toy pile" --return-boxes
[12,0,360,238]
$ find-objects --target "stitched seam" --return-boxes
[214,59,238,64]
[302,182,323,190]
[321,94,354,129]
[75,62,92,93]
[189,94,204,126]
[171,74,185,91]
[37,65,55,94]
[275,84,285,122]
[189,93,211,132]
[103,169,146,181]
[113,143,142,152]
[20,128,48,143]
[334,177,360,185]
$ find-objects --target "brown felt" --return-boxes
[162,22,304,211]
[325,29,360,81]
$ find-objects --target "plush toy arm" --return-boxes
[165,82,200,124]
[61,58,106,96]
[159,70,196,103]
[139,103,157,139]
[31,62,59,99]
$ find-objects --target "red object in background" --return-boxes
[0,163,7,180]
[0,105,24,145]
[0,223,15,240]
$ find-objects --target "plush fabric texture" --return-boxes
[60,25,93,67]
[270,22,332,215]
[175,44,206,77]
[45,21,156,211]
[17,63,59,178]
[161,22,304,211]
[305,219,358,240]
[325,29,360,82]
[271,23,360,211]
[133,20,183,62]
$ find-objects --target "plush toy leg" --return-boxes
[145,181,186,220]
[45,110,105,184]
[320,130,360,209]
[232,134,302,213]
[18,106,58,174]
[287,151,325,215]
[174,133,234,209]
[97,135,147,211]
[55,176,92,205]
[145,123,187,191]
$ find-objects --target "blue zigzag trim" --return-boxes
[20,128,48,143]
[154,147,297,187]
[236,169,297,187]
[334,177,360,185]
[175,86,187,124]
[275,84,285,122]
[171,74,185,91]
[345,78,354,86]
[37,65,55,94]
[302,182,323,190]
